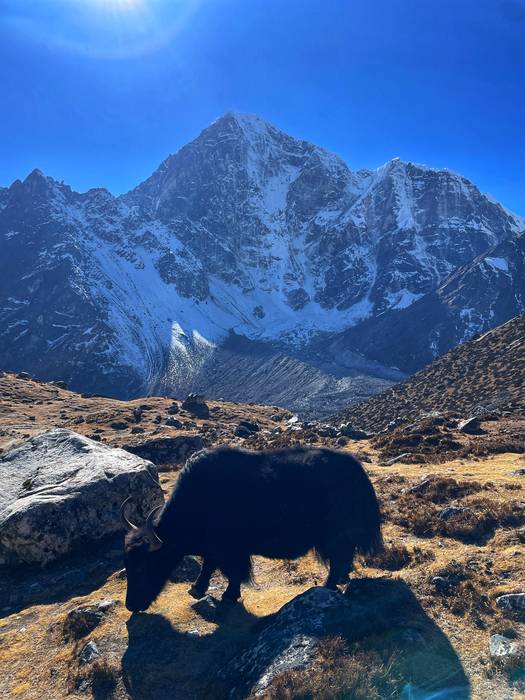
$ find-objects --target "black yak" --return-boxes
[121,445,382,612]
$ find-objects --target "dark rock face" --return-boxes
[1,114,523,411]
[124,435,205,468]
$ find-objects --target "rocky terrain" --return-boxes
[1,373,525,699]
[339,313,525,433]
[1,113,523,415]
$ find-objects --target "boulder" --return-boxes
[496,593,525,612]
[181,393,210,419]
[165,417,184,429]
[338,423,369,440]
[63,599,117,639]
[489,634,524,667]
[457,417,483,435]
[124,435,204,469]
[234,425,253,438]
[49,380,68,390]
[219,587,347,697]
[110,421,129,431]
[0,429,163,568]
[79,640,100,665]
[238,419,261,433]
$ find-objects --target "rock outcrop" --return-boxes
[0,428,163,568]
[219,587,346,697]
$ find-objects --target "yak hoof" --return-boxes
[188,585,206,599]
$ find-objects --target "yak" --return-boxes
[121,445,382,612]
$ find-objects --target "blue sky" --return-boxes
[1,0,524,213]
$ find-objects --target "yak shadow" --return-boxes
[0,534,124,616]
[121,577,471,700]
[122,602,262,700]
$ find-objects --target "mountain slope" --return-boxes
[339,232,525,373]
[1,113,523,410]
[338,313,525,432]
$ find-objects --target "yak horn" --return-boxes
[145,505,164,549]
[120,497,139,531]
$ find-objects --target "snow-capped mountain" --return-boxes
[340,231,525,374]
[1,113,523,411]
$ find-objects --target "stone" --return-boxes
[132,407,143,423]
[489,634,523,667]
[16,372,31,380]
[124,435,204,468]
[438,506,473,521]
[131,427,145,434]
[457,417,483,435]
[79,640,100,665]
[165,417,183,429]
[338,423,369,440]
[431,576,459,595]
[110,421,128,431]
[270,414,283,422]
[64,599,117,639]
[167,403,179,415]
[234,425,252,438]
[237,419,260,433]
[408,479,432,494]
[287,415,299,426]
[511,469,525,476]
[49,380,68,390]
[496,593,525,612]
[181,394,209,419]
[384,453,417,466]
[218,587,347,697]
[0,429,163,568]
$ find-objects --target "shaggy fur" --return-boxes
[123,446,382,611]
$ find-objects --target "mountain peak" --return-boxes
[24,168,47,183]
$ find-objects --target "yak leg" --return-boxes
[189,558,216,599]
[324,542,356,590]
[220,554,252,603]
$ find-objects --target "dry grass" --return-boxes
[363,542,437,571]
[2,375,525,699]
[259,637,401,700]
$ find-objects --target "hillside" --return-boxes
[1,374,525,698]
[339,313,525,432]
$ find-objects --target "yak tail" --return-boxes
[355,487,384,556]
[355,524,384,557]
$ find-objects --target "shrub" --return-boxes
[364,544,412,571]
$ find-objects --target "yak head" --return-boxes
[121,498,176,612]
